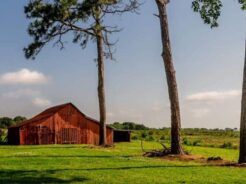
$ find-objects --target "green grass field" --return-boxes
[0,141,246,184]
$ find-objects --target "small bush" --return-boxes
[183,138,192,146]
[192,140,202,146]
[159,135,165,141]
[131,135,139,140]
[148,131,154,136]
[141,132,148,139]
[220,142,233,149]
[146,136,155,141]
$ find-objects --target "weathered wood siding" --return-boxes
[8,103,113,145]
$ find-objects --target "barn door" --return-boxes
[38,126,55,144]
[61,128,79,144]
[26,126,39,145]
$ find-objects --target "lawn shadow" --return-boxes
[0,145,80,149]
[0,155,134,159]
[0,170,88,184]
[0,164,223,183]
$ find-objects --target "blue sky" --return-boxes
[0,0,245,128]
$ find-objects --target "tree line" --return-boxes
[23,0,246,164]
[110,122,149,130]
[0,116,26,129]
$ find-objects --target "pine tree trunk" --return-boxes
[155,0,183,155]
[239,41,246,163]
[96,30,107,146]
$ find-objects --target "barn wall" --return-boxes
[86,120,99,145]
[106,127,114,145]
[56,104,113,145]
[54,113,82,144]
[85,119,114,145]
[55,104,87,144]
[19,116,55,145]
[8,104,114,145]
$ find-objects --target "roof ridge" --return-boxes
[9,103,71,128]
[8,102,113,129]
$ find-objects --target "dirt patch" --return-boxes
[145,152,246,168]
[81,144,115,149]
[218,162,246,167]
[161,154,206,162]
[160,154,234,166]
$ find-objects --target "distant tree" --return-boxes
[109,122,123,129]
[0,116,27,128]
[0,117,14,129]
[135,124,148,130]
[13,116,27,124]
[24,0,139,146]
[110,122,148,130]
[122,122,135,130]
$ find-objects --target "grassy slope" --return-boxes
[0,141,246,184]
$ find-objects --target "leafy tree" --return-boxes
[24,0,139,145]
[154,0,225,154]
[0,116,27,129]
[135,124,148,130]
[0,117,14,129]
[110,122,122,129]
[13,116,27,124]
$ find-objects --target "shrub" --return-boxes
[141,132,148,139]
[220,142,233,149]
[160,135,165,141]
[146,136,155,141]
[148,131,154,136]
[192,140,202,146]
[183,137,192,146]
[131,135,139,140]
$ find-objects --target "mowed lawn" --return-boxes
[0,141,246,184]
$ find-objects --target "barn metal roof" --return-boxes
[9,103,113,129]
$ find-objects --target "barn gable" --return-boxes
[8,103,113,145]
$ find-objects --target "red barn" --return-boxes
[8,103,113,145]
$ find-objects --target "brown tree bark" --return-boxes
[96,31,107,146]
[94,5,107,146]
[239,40,246,163]
[95,25,107,146]
[155,0,184,154]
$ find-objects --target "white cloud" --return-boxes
[2,89,40,98]
[186,90,241,103]
[32,97,52,107]
[107,112,115,117]
[0,68,49,85]
[191,108,210,118]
